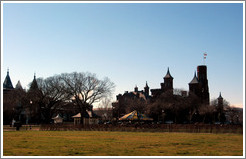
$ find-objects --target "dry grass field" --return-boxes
[3,131,243,156]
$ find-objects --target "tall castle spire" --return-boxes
[134,85,138,92]
[164,67,173,79]
[189,71,199,84]
[161,67,173,92]
[144,81,149,96]
[3,69,14,90]
[29,73,38,90]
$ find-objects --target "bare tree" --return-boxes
[35,76,68,123]
[125,97,147,114]
[97,98,113,121]
[61,72,115,124]
[198,105,216,123]
[146,89,201,123]
[210,98,230,123]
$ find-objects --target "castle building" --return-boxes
[29,73,39,91]
[112,65,211,119]
[217,92,224,111]
[3,69,25,124]
[15,81,23,90]
[189,71,201,97]
[112,82,151,118]
[151,67,173,98]
[144,81,150,96]
[3,69,14,92]
[189,65,210,105]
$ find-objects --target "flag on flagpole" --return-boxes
[204,52,207,59]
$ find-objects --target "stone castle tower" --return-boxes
[217,92,223,111]
[161,67,173,92]
[151,67,173,98]
[189,65,210,105]
[144,81,149,96]
[3,69,14,91]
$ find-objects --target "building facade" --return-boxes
[112,65,211,119]
[189,65,210,105]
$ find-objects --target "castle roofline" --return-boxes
[144,81,149,88]
[218,92,223,99]
[29,73,38,90]
[3,69,14,89]
[15,80,23,90]
[189,71,199,84]
[164,67,173,79]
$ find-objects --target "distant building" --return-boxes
[112,82,151,118]
[189,65,210,105]
[3,69,14,92]
[72,110,100,125]
[3,69,25,125]
[3,69,101,125]
[112,65,211,119]
[217,92,224,112]
[150,67,173,98]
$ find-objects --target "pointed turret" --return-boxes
[161,67,173,92]
[189,71,199,84]
[134,85,138,92]
[218,92,223,107]
[217,92,224,114]
[189,71,200,97]
[164,67,173,79]
[144,81,149,96]
[15,80,23,90]
[218,92,223,99]
[144,81,149,89]
[29,73,38,90]
[3,69,14,90]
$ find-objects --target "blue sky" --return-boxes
[2,2,244,107]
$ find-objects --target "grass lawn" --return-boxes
[3,131,243,156]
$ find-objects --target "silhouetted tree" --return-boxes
[210,98,229,124]
[35,76,68,123]
[125,97,147,114]
[198,104,216,123]
[97,98,113,121]
[146,89,201,123]
[61,72,115,124]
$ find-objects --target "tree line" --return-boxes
[3,72,115,125]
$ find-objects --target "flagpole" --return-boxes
[203,52,207,65]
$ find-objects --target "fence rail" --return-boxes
[39,124,243,134]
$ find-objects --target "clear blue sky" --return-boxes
[2,2,244,107]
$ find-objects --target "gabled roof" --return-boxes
[52,114,63,119]
[189,72,199,84]
[3,69,14,89]
[164,67,173,79]
[72,110,100,118]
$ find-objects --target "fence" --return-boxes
[39,123,243,134]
